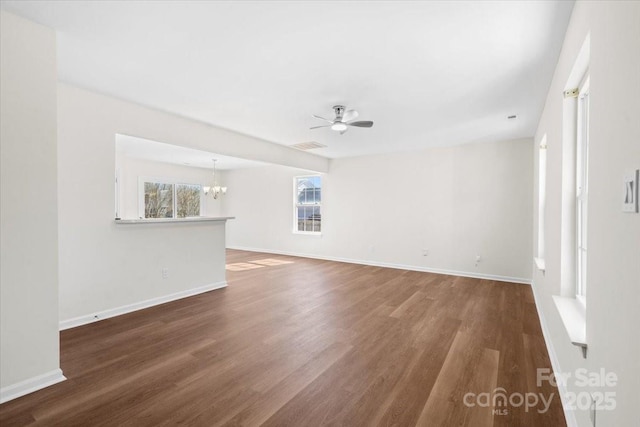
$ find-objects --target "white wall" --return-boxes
[61,84,328,173]
[59,84,275,323]
[116,155,225,219]
[531,2,640,426]
[57,83,325,324]
[225,138,534,282]
[0,11,63,397]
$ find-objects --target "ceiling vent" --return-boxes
[290,141,327,151]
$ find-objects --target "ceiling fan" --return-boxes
[310,105,374,135]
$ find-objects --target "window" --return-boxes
[176,184,202,218]
[535,135,547,271]
[553,36,589,358]
[140,179,202,219]
[294,175,321,233]
[144,182,174,218]
[576,76,590,299]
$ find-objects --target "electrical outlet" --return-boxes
[476,255,481,262]
[161,268,169,279]
[422,249,429,256]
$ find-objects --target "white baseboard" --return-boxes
[0,368,66,404]
[531,281,578,427]
[227,246,531,285]
[59,281,227,331]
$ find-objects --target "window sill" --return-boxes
[534,257,546,272]
[292,230,322,236]
[115,216,234,224]
[552,295,587,358]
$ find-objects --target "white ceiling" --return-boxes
[115,134,266,170]
[1,0,574,159]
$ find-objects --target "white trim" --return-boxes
[293,174,322,234]
[115,216,233,224]
[575,76,590,300]
[0,368,66,404]
[59,281,227,331]
[291,230,322,236]
[552,295,587,348]
[531,281,579,427]
[227,246,531,285]
[537,136,547,261]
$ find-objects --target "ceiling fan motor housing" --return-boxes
[310,105,372,133]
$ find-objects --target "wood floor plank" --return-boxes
[371,316,461,427]
[222,341,353,427]
[417,331,497,427]
[0,249,565,427]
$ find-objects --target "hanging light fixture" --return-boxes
[203,159,227,199]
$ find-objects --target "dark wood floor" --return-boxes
[0,250,565,426]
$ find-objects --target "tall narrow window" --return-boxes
[553,35,589,358]
[144,182,174,218]
[537,135,547,267]
[176,184,202,218]
[294,175,321,233]
[576,76,590,299]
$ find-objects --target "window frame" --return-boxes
[138,176,203,219]
[293,174,322,235]
[553,35,589,358]
[536,135,548,270]
[576,75,590,303]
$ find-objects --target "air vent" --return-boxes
[290,141,327,151]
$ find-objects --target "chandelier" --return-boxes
[203,159,227,199]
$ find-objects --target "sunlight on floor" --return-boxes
[226,258,294,271]
[225,262,265,271]
[251,258,294,266]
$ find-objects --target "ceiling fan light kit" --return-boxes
[311,105,374,135]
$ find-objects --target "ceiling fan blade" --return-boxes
[347,121,374,128]
[342,109,359,122]
[312,114,334,124]
[310,125,331,129]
